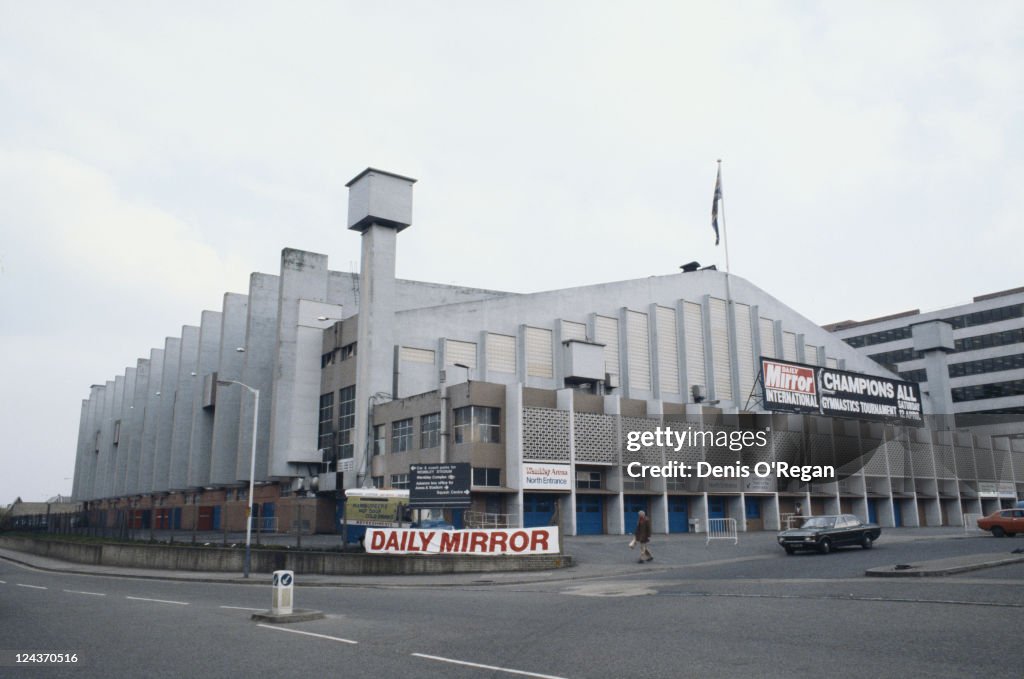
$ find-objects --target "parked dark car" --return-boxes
[777,514,881,555]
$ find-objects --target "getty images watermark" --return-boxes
[624,425,835,482]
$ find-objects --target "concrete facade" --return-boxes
[73,168,1023,537]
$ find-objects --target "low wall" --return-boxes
[0,536,572,575]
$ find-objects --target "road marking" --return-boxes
[64,589,106,596]
[220,606,264,611]
[125,596,189,605]
[563,583,657,597]
[657,590,1024,608]
[411,653,568,679]
[0,580,6,584]
[17,584,47,590]
[256,625,357,645]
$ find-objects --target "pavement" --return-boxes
[865,550,1024,577]
[1,526,1017,587]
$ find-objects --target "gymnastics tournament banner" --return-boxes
[761,357,923,425]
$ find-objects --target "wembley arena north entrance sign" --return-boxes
[760,357,923,425]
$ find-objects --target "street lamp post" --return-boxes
[217,379,259,578]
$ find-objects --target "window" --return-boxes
[843,326,912,348]
[337,386,356,459]
[946,303,1024,329]
[372,424,386,456]
[899,369,928,383]
[666,478,686,491]
[421,413,441,449]
[340,342,356,360]
[956,328,1024,352]
[867,348,918,368]
[390,473,409,489]
[318,392,334,451]
[371,476,384,489]
[472,467,501,487]
[948,353,1024,378]
[576,470,602,489]
[453,406,501,444]
[392,418,414,453]
[951,379,1024,403]
[623,476,646,491]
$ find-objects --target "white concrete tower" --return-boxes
[347,168,416,489]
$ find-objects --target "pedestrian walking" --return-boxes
[634,510,652,563]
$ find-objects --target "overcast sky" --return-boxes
[1,1,1021,506]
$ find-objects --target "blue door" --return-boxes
[867,499,878,525]
[523,494,558,528]
[262,502,275,532]
[575,495,604,535]
[172,507,182,530]
[623,496,650,535]
[745,497,761,520]
[708,496,727,519]
[451,509,465,529]
[212,506,222,531]
[892,500,902,527]
[668,496,689,532]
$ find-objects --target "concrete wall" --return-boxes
[0,536,570,575]
[188,311,222,488]
[138,348,164,495]
[210,293,249,486]
[237,274,279,482]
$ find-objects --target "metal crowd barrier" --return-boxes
[962,513,983,532]
[706,517,738,545]
[463,511,512,529]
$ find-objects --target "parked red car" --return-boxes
[977,508,1024,537]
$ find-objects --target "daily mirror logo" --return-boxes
[761,358,820,413]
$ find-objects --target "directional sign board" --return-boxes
[409,463,471,508]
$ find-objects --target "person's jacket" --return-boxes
[634,517,651,543]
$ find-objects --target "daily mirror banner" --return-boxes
[761,357,923,425]
[365,527,560,556]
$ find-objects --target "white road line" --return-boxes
[256,625,358,645]
[411,653,568,679]
[64,589,106,596]
[125,596,189,605]
[220,606,264,611]
[0,580,6,584]
[17,584,48,590]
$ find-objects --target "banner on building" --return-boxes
[409,463,471,508]
[760,357,923,425]
[522,463,572,490]
[365,526,560,556]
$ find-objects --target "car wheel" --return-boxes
[784,546,795,555]
[991,526,1005,538]
[818,538,832,555]
[861,535,873,549]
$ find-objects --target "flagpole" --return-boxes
[717,159,731,277]
[717,159,738,406]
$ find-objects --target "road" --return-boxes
[1,531,1021,678]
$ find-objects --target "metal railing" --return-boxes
[706,517,738,545]
[781,513,806,530]
[463,511,512,529]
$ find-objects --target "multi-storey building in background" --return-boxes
[72,169,1024,538]
[826,287,1024,437]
